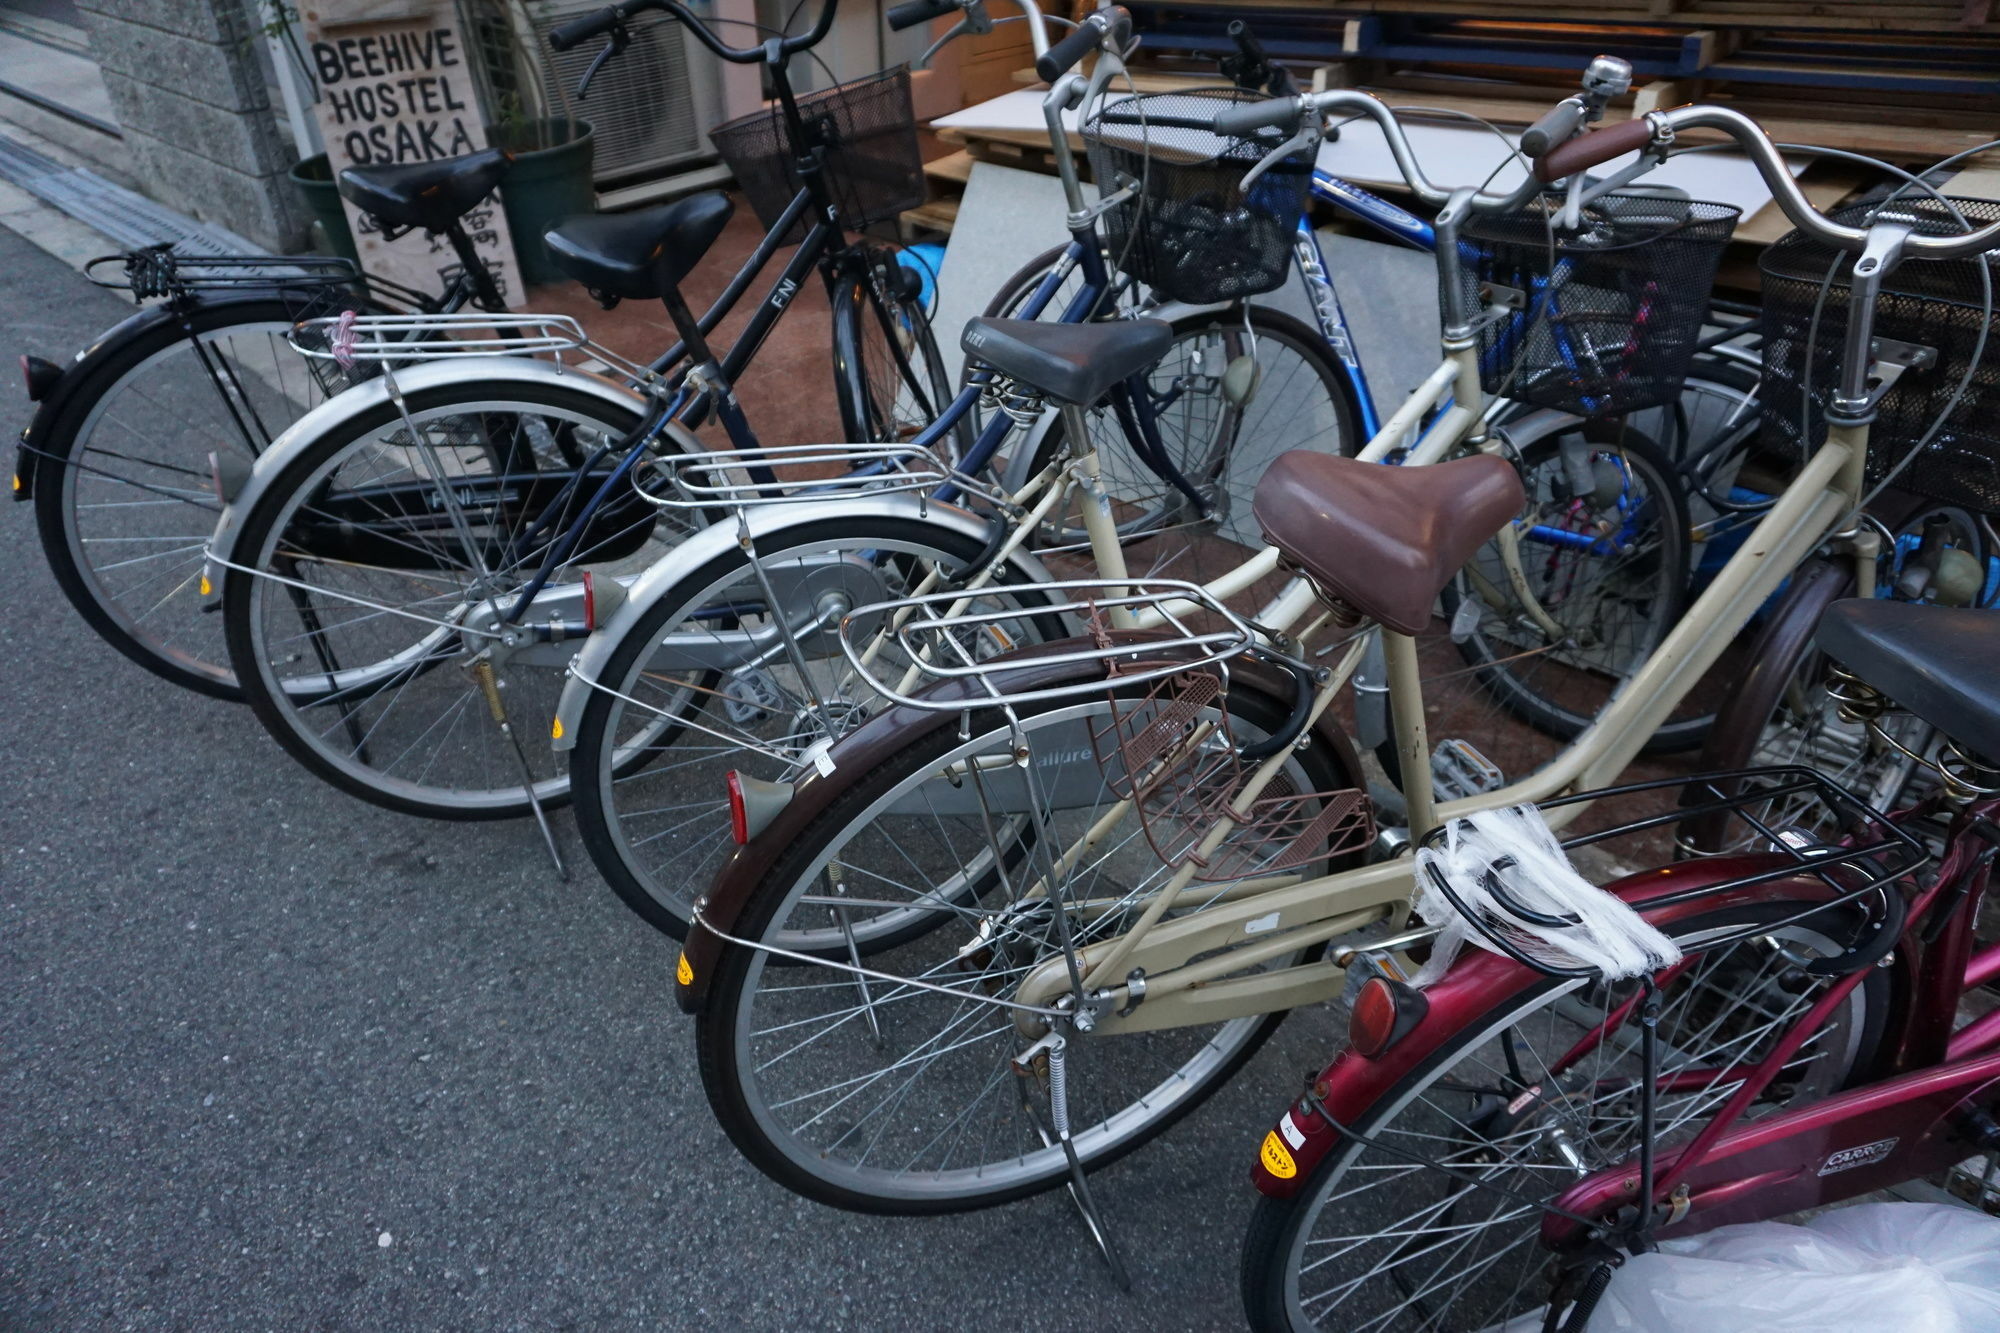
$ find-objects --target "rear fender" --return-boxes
[1249,855,1844,1198]
[675,640,1363,1013]
[16,301,199,502]
[549,495,1052,751]
[200,358,644,601]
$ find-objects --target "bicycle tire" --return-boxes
[1442,425,1697,751]
[695,672,1364,1213]
[222,377,659,819]
[32,291,368,699]
[832,250,973,463]
[1240,891,1890,1331]
[569,515,1065,939]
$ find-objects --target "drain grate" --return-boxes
[0,130,266,256]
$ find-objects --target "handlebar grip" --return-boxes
[549,4,623,50]
[1533,115,1655,183]
[1226,18,1268,65]
[1518,98,1586,160]
[887,0,957,32]
[1036,10,1106,82]
[1212,95,1300,139]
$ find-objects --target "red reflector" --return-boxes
[726,770,749,845]
[1348,974,1427,1058]
[582,570,597,632]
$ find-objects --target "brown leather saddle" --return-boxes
[1251,451,1525,635]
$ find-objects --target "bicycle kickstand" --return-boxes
[1016,1032,1133,1290]
[471,657,568,879]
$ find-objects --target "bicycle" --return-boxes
[1238,594,2000,1329]
[9,153,521,698]
[553,30,1736,941]
[667,85,2000,1225]
[202,0,1170,829]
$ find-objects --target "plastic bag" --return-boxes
[1592,1202,2000,1331]
[1411,804,1680,986]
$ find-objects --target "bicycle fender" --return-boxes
[14,301,199,503]
[200,358,644,603]
[674,641,1363,1014]
[1248,855,1844,1200]
[550,495,1053,752]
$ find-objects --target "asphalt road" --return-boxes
[0,223,1342,1331]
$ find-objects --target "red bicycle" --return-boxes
[1240,597,2000,1331]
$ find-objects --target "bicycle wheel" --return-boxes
[832,249,971,462]
[1682,512,1983,855]
[695,673,1366,1212]
[222,379,678,819]
[569,516,1064,939]
[32,292,365,698]
[1240,893,1889,1332]
[1442,425,1694,749]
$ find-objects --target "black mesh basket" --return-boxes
[1466,191,1740,418]
[709,67,924,241]
[1760,196,2000,511]
[1082,88,1313,305]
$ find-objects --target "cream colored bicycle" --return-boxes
[672,84,2000,1222]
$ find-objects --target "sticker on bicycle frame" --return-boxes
[1279,1112,1306,1150]
[813,749,836,778]
[1260,1130,1297,1180]
[1245,911,1281,935]
[1818,1137,1898,1176]
[676,953,693,986]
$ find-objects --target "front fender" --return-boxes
[550,493,1053,751]
[200,357,644,600]
[1248,854,1837,1199]
[674,641,1363,1013]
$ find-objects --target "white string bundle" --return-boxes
[1412,805,1682,986]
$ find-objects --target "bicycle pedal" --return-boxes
[1431,739,1505,801]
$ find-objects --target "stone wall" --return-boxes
[75,0,307,251]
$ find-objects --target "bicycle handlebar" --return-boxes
[548,0,836,64]
[1036,5,1130,82]
[1531,115,1651,183]
[1532,103,2000,259]
[1517,97,1587,160]
[887,0,958,31]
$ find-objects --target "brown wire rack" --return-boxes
[1088,661,1373,882]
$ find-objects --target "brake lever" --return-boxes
[577,22,630,101]
[1237,121,1319,193]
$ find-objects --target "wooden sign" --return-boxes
[303,1,523,307]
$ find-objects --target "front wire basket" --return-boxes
[1760,195,2000,510]
[1082,87,1314,305]
[710,66,924,241]
[1087,659,1373,882]
[1416,766,1931,981]
[1467,191,1740,418]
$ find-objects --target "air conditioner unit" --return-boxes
[497,0,727,185]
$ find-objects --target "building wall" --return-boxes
[75,0,307,250]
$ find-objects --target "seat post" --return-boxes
[660,286,715,373]
[439,222,505,310]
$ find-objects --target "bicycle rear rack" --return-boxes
[1417,766,1932,982]
[837,578,1260,713]
[635,442,1007,513]
[87,247,360,300]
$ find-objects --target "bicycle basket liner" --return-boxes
[709,66,923,240]
[1086,661,1373,882]
[1759,196,2000,511]
[1465,191,1739,417]
[1082,88,1313,305]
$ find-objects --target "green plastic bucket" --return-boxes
[489,119,596,289]
[287,154,359,264]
